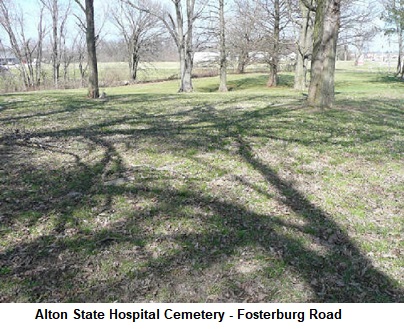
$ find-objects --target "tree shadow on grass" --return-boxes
[197,74,295,93]
[0,93,403,302]
[0,93,104,124]
[234,136,402,302]
[1,150,401,302]
[196,75,267,93]
[371,75,404,85]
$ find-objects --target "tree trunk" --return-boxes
[130,53,139,81]
[129,39,140,81]
[218,0,228,92]
[42,0,69,88]
[181,46,193,92]
[307,0,341,108]
[178,44,193,92]
[35,9,45,87]
[343,44,348,61]
[51,0,60,87]
[237,50,248,74]
[79,59,87,87]
[268,0,280,87]
[294,0,314,90]
[396,29,403,77]
[84,0,99,98]
[354,50,362,66]
[176,0,194,93]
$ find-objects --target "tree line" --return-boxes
[0,0,400,108]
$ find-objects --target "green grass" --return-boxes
[0,64,403,302]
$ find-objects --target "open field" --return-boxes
[0,67,403,302]
[0,62,183,93]
[0,59,400,92]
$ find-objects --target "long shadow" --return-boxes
[235,136,402,301]
[0,93,402,302]
[1,164,401,302]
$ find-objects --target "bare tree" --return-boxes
[40,0,71,88]
[129,0,206,92]
[218,0,228,92]
[338,1,378,66]
[258,0,292,87]
[60,34,75,85]
[69,31,88,87]
[112,0,163,82]
[169,0,199,92]
[227,0,263,74]
[350,25,378,66]
[0,0,46,90]
[294,0,315,90]
[307,0,341,108]
[74,0,99,98]
[268,0,281,86]
[381,0,404,77]
[202,0,228,90]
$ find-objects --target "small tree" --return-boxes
[227,0,262,74]
[0,0,46,90]
[338,1,378,66]
[130,0,205,92]
[258,0,292,87]
[294,0,315,90]
[40,0,71,88]
[112,0,163,82]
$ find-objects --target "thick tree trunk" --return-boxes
[268,0,280,87]
[179,46,193,92]
[294,0,314,90]
[307,0,341,108]
[84,0,99,98]
[218,0,228,92]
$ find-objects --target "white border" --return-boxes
[1,303,402,329]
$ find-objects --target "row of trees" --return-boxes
[0,0,401,107]
[70,0,371,107]
[0,0,84,90]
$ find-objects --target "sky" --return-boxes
[0,0,113,45]
[0,0,400,54]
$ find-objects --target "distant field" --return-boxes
[0,59,399,93]
[98,62,181,83]
[0,66,403,302]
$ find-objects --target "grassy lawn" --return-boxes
[0,65,403,302]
